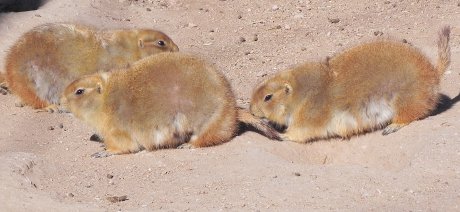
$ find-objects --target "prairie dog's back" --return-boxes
[9,23,103,76]
[104,53,235,132]
[328,41,438,109]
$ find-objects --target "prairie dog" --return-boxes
[250,26,451,143]
[5,23,179,112]
[61,52,279,157]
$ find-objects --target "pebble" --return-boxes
[107,174,114,179]
[328,18,340,24]
[294,172,301,176]
[253,34,259,41]
[15,102,24,107]
[66,193,74,197]
[146,8,151,11]
[48,126,55,130]
[107,195,128,203]
[58,123,64,129]
[239,37,246,43]
[188,23,198,28]
[90,134,103,142]
[272,5,279,11]
[374,31,384,36]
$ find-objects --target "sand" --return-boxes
[0,0,459,211]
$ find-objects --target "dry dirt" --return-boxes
[1,0,460,211]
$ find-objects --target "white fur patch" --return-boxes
[360,98,394,128]
[152,128,168,148]
[326,111,358,136]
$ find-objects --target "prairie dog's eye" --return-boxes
[75,88,85,95]
[264,94,273,102]
[157,40,165,47]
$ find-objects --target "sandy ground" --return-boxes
[1,0,460,211]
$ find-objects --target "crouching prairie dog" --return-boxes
[250,26,451,143]
[5,23,179,112]
[61,52,280,157]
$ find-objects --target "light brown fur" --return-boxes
[250,26,451,143]
[5,23,179,111]
[61,52,279,157]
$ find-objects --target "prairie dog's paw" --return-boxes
[279,133,292,142]
[0,82,9,95]
[91,151,113,158]
[382,123,406,135]
[177,143,196,149]
[36,104,62,113]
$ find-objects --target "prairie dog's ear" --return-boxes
[284,83,292,94]
[138,39,145,48]
[96,82,104,94]
[96,73,109,94]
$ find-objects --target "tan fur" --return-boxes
[5,23,179,111]
[250,26,451,143]
[61,52,278,157]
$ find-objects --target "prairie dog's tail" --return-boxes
[237,107,281,140]
[436,26,451,76]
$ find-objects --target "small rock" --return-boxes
[66,193,74,197]
[239,37,246,43]
[146,8,151,11]
[253,34,258,41]
[244,51,251,55]
[107,195,128,203]
[294,172,301,176]
[272,5,279,11]
[374,31,384,36]
[237,14,242,19]
[284,25,291,30]
[384,1,391,4]
[58,123,64,129]
[48,126,55,130]
[123,18,130,22]
[90,134,103,142]
[188,23,198,28]
[15,102,24,107]
[107,174,114,179]
[328,18,340,24]
[301,47,307,51]
[35,14,41,17]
